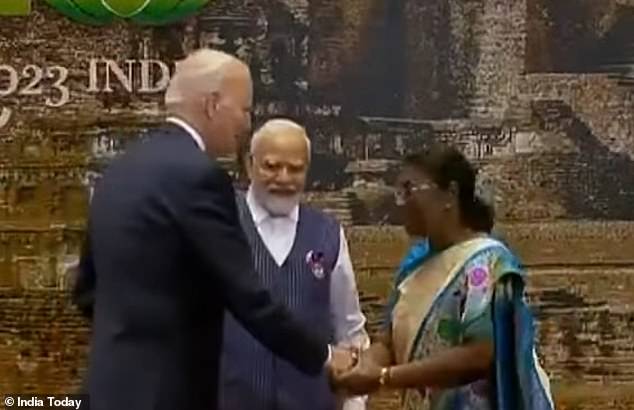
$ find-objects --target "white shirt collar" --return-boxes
[246,186,299,225]
[166,116,205,151]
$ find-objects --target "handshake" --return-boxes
[325,345,385,396]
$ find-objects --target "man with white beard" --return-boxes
[219,118,369,410]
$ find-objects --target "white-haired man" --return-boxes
[72,50,354,410]
[219,118,370,410]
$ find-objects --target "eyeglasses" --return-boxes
[393,181,434,206]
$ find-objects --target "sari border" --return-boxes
[405,238,507,363]
[405,260,465,363]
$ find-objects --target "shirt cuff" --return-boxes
[342,396,368,410]
[324,344,332,367]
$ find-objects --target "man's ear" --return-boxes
[204,92,221,118]
[245,154,255,180]
[448,180,459,199]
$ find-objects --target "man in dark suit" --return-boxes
[73,49,354,410]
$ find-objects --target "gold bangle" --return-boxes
[379,367,391,386]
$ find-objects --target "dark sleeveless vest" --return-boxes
[219,193,341,410]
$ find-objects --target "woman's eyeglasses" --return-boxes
[393,181,434,206]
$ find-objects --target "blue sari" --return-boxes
[493,274,554,410]
[386,236,553,410]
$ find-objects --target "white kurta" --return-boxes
[245,189,370,410]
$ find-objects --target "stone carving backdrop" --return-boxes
[1,1,633,409]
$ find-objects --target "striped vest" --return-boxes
[218,193,341,410]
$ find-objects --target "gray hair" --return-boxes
[250,118,311,156]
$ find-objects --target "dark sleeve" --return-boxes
[178,166,329,375]
[72,232,96,319]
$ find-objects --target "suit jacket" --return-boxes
[73,124,329,410]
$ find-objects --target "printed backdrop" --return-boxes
[1,1,634,408]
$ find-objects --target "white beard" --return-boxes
[253,186,300,216]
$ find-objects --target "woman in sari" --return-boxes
[336,145,554,410]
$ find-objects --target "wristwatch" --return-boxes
[379,367,391,386]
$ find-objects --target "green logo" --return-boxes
[31,0,210,25]
[0,0,31,15]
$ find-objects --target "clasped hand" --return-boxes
[327,347,383,396]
